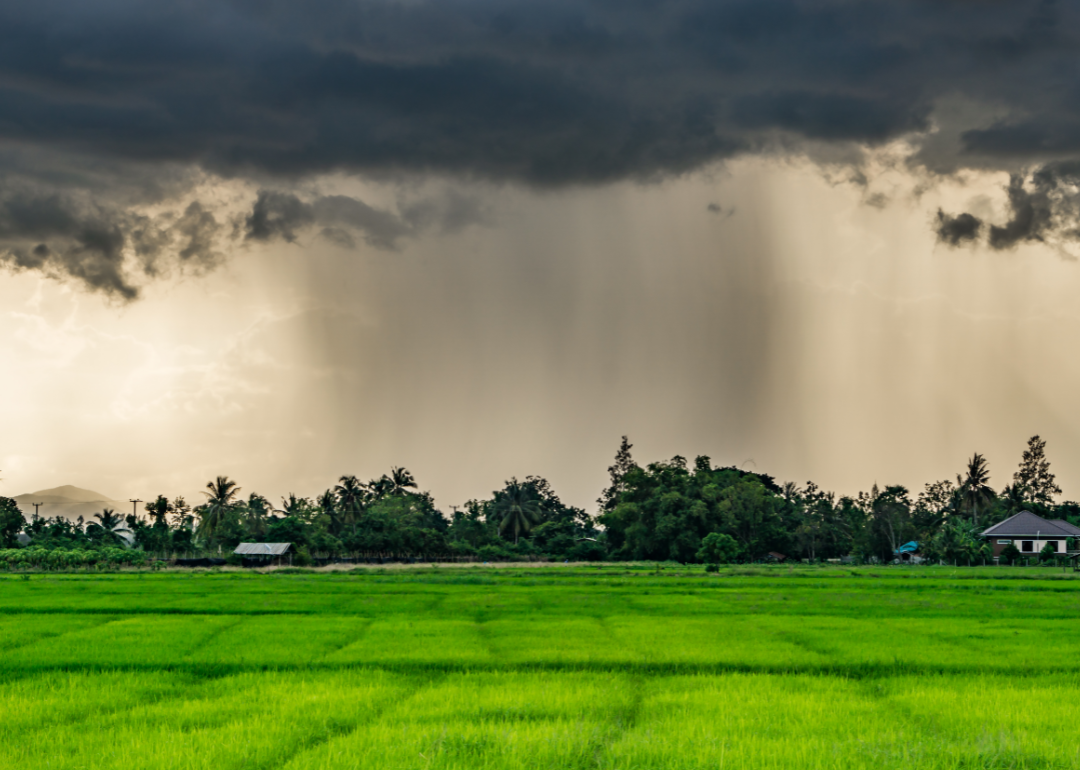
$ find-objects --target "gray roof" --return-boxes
[980,511,1080,538]
[234,542,292,556]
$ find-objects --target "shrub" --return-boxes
[477,544,515,562]
[696,532,741,565]
[1000,543,1021,565]
[292,546,314,567]
[0,547,147,571]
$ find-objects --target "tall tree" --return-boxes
[958,453,995,527]
[1013,435,1062,505]
[145,495,173,528]
[494,479,544,544]
[170,496,193,529]
[198,476,241,542]
[598,436,636,513]
[0,497,26,548]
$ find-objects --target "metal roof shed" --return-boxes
[234,542,293,566]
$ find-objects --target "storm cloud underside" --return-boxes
[2,0,1080,294]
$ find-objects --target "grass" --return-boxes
[6,564,1080,767]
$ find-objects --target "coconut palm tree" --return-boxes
[276,493,312,520]
[958,453,995,528]
[1000,483,1027,516]
[317,489,343,534]
[494,480,544,545]
[335,475,366,507]
[388,467,418,496]
[368,475,394,500]
[198,476,241,542]
[335,475,368,530]
[91,509,132,546]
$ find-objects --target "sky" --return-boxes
[4,0,1080,511]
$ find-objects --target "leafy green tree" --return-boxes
[912,479,956,538]
[925,518,986,565]
[790,482,848,561]
[598,436,636,513]
[447,501,496,551]
[170,496,193,529]
[601,455,788,562]
[0,497,26,548]
[145,495,173,527]
[266,516,309,547]
[697,532,740,564]
[858,485,914,563]
[1013,435,1062,505]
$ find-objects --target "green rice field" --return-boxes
[5,564,1080,769]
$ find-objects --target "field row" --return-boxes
[4,668,1077,769]
[3,611,1079,674]
[4,570,1080,619]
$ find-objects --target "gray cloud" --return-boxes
[938,163,1080,251]
[244,189,485,250]
[935,210,982,247]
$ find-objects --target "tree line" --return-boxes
[0,435,1073,565]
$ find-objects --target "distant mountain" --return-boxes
[11,486,128,522]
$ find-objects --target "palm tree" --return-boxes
[494,480,544,545]
[244,493,272,540]
[277,493,311,520]
[317,489,342,535]
[368,475,394,500]
[335,475,368,530]
[335,475,365,506]
[92,509,132,546]
[958,453,995,528]
[1000,483,1027,516]
[388,467,418,496]
[198,476,241,542]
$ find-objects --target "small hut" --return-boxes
[234,542,293,567]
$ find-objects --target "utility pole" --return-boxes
[32,502,42,518]
[129,499,143,520]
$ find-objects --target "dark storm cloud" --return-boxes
[3,0,1074,184]
[3,0,1080,293]
[0,193,222,299]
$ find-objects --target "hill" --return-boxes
[11,485,127,521]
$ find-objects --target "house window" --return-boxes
[1048,540,1060,552]
[1021,541,1034,552]
[997,540,1012,545]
